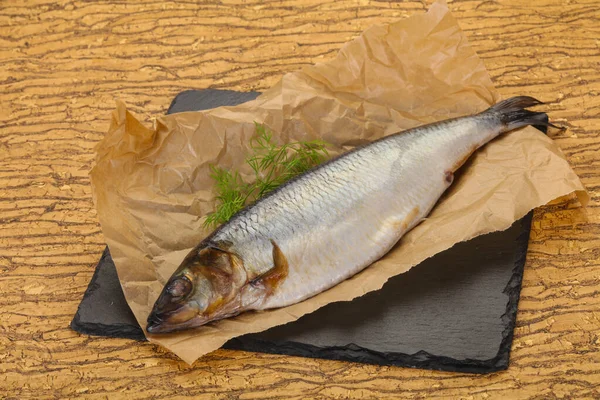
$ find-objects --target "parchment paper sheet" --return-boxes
[90,1,587,364]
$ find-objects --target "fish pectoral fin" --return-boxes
[250,239,289,294]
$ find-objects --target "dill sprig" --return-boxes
[203,123,329,228]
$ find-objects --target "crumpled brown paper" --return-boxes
[90,1,588,364]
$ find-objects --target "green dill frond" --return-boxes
[203,123,330,229]
[203,165,247,227]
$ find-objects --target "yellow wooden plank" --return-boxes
[1,0,599,398]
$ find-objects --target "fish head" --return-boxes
[146,245,247,334]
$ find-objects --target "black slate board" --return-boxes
[72,89,540,373]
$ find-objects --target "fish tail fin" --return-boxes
[488,96,564,131]
[490,96,543,112]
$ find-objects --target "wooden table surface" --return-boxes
[2,0,599,398]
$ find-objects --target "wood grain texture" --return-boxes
[1,0,599,398]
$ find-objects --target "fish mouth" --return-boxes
[146,313,196,334]
[146,307,245,334]
[146,314,164,333]
[146,313,169,334]
[146,304,200,334]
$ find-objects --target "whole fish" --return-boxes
[147,96,554,333]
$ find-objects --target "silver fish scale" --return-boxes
[210,114,501,309]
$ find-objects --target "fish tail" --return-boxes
[491,96,543,112]
[488,96,564,131]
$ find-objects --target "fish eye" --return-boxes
[166,276,192,299]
